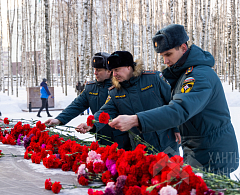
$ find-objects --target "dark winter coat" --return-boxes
[93,62,179,155]
[56,79,130,149]
[137,45,239,175]
[40,82,51,99]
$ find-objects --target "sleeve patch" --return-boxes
[105,95,111,104]
[181,77,195,93]
[185,66,194,74]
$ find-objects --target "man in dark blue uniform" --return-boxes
[76,51,180,156]
[107,24,239,177]
[45,52,131,149]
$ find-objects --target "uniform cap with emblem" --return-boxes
[91,52,110,69]
[152,24,189,53]
[106,51,136,71]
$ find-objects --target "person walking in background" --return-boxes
[76,81,84,95]
[76,81,85,115]
[37,78,52,118]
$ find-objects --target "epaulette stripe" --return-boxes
[142,70,157,74]
[86,81,96,85]
[108,86,115,91]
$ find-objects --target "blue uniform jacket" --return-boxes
[94,63,179,155]
[137,45,239,174]
[56,79,131,149]
[40,82,51,99]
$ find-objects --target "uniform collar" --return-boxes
[96,78,111,87]
[162,48,191,88]
[120,75,140,88]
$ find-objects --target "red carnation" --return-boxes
[126,186,142,195]
[78,176,89,186]
[101,170,113,184]
[87,115,95,127]
[93,162,105,174]
[98,112,110,124]
[3,118,9,125]
[90,141,99,150]
[45,178,52,190]
[52,181,62,194]
[35,155,41,164]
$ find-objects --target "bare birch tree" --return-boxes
[16,0,19,96]
[0,0,3,92]
[44,0,51,86]
[200,0,206,49]
[7,0,16,95]
[231,0,236,90]
[34,0,38,86]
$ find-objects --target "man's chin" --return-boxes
[115,78,122,82]
[96,78,103,82]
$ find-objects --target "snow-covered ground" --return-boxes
[0,82,240,180]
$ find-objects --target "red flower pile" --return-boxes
[0,118,222,195]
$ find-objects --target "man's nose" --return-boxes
[163,57,169,64]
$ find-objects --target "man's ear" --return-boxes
[181,43,188,53]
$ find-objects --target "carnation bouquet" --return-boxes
[1,116,240,194]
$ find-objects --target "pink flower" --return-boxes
[87,150,101,163]
[110,164,117,176]
[105,181,115,191]
[41,144,46,148]
[159,185,177,195]
[195,173,203,177]
[190,189,196,195]
[77,164,88,177]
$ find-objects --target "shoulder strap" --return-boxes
[142,70,157,75]
[108,86,115,91]
[86,80,96,85]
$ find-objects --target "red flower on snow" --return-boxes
[52,181,62,194]
[87,115,95,127]
[3,118,9,125]
[98,112,110,124]
[78,176,89,186]
[45,178,52,190]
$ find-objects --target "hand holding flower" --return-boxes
[109,115,139,132]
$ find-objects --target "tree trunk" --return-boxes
[16,0,19,96]
[0,0,3,92]
[44,0,51,86]
[34,0,38,86]
[7,0,16,95]
[231,0,236,90]
[139,0,143,59]
[89,0,93,79]
[201,0,206,50]
[184,0,188,31]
